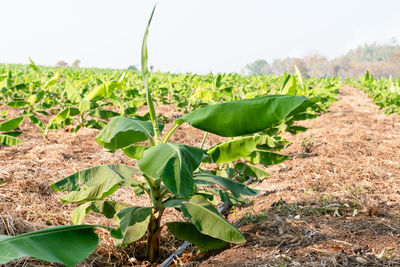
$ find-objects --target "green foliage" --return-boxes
[0,225,101,267]
[0,57,340,142]
[193,173,259,197]
[51,164,141,203]
[115,207,153,246]
[71,200,130,225]
[347,71,400,115]
[0,116,23,146]
[137,143,206,197]
[280,74,298,95]
[166,222,227,250]
[168,195,245,243]
[244,151,290,166]
[177,95,312,137]
[206,136,259,163]
[95,116,163,149]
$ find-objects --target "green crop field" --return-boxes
[1,4,400,267]
[0,61,340,147]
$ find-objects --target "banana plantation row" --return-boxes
[347,71,400,115]
[0,61,339,146]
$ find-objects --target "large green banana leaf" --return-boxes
[46,107,78,130]
[52,164,141,203]
[115,207,152,246]
[141,5,155,78]
[173,195,245,243]
[95,116,164,150]
[281,74,298,95]
[234,162,269,179]
[0,134,23,146]
[193,173,258,197]
[27,90,45,104]
[87,81,120,101]
[244,151,290,166]
[122,144,149,160]
[166,222,227,250]
[71,200,131,225]
[206,136,258,163]
[0,116,23,131]
[64,81,81,103]
[287,97,319,117]
[6,100,29,108]
[137,143,206,197]
[176,95,312,137]
[0,225,100,267]
[87,83,107,101]
[43,72,59,89]
[294,65,305,92]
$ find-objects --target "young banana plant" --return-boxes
[0,5,318,266]
[50,5,317,262]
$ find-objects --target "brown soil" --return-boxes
[1,86,400,266]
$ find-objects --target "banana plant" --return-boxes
[50,6,318,263]
[0,6,325,266]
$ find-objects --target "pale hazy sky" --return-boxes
[1,0,399,74]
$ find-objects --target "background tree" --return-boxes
[72,59,80,67]
[128,65,138,71]
[245,59,271,75]
[303,53,328,77]
[245,38,400,78]
[56,60,68,67]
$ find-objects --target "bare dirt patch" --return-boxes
[1,86,399,266]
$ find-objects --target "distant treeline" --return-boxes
[245,39,400,78]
